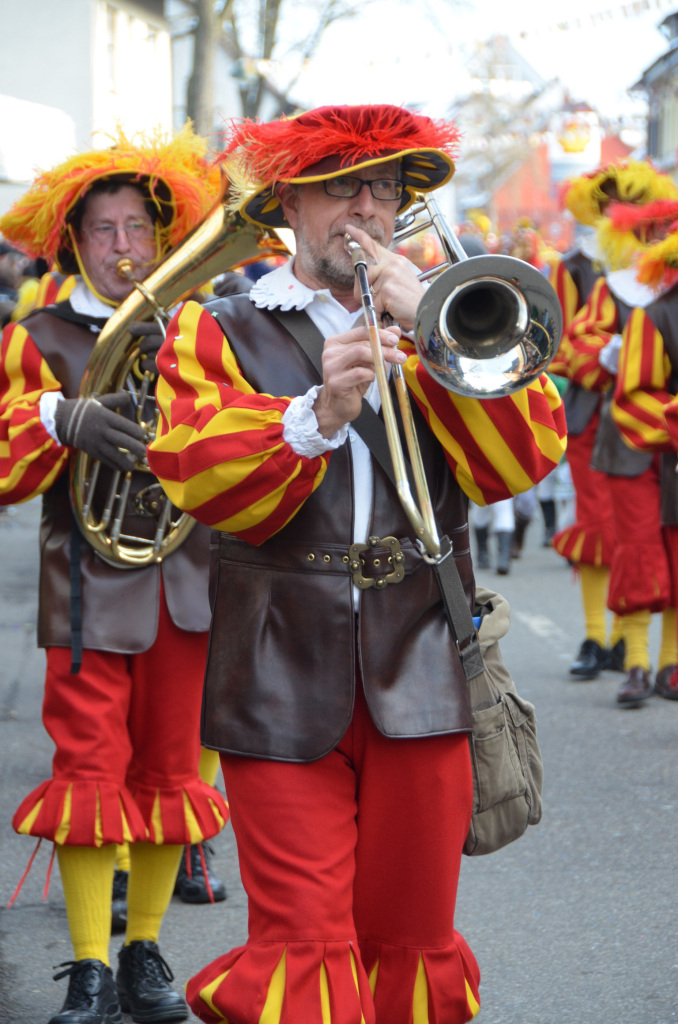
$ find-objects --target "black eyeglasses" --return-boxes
[323,177,404,202]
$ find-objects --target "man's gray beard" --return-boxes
[312,253,355,291]
[297,224,385,292]
[296,239,355,291]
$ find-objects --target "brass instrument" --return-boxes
[347,192,562,560]
[70,203,289,568]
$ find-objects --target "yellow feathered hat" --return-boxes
[560,159,678,227]
[0,123,224,274]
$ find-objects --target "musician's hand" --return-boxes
[313,324,404,438]
[55,392,147,473]
[345,223,425,333]
[128,320,164,374]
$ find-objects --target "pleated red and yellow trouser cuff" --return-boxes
[13,611,228,847]
[187,934,480,1024]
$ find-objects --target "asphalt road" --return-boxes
[0,498,676,1024]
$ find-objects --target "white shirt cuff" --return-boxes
[40,392,64,443]
[282,385,348,457]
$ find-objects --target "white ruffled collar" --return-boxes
[606,267,660,309]
[249,258,339,312]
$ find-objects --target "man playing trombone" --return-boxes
[148,103,567,1024]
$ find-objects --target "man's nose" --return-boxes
[112,225,132,251]
[348,182,379,216]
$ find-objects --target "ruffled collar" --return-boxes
[250,258,339,312]
[606,267,659,309]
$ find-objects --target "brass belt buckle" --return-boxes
[348,535,405,590]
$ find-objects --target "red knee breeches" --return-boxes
[187,687,480,1024]
[13,593,228,847]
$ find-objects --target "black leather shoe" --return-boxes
[174,842,227,904]
[111,869,127,935]
[116,941,187,1022]
[49,959,122,1024]
[617,666,653,707]
[569,638,608,680]
[655,664,678,700]
[607,638,625,673]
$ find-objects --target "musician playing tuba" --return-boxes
[0,125,229,1024]
[147,104,567,1024]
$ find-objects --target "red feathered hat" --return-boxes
[607,198,678,235]
[220,104,460,228]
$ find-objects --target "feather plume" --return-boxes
[0,123,224,264]
[220,105,461,189]
[636,233,678,291]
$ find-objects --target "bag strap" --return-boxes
[269,307,484,681]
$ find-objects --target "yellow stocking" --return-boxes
[198,747,221,787]
[579,564,610,648]
[114,842,130,873]
[125,843,183,945]
[659,606,677,670]
[57,844,117,964]
[608,613,623,649]
[620,610,652,671]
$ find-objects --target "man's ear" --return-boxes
[277,184,299,229]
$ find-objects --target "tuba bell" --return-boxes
[70,201,290,568]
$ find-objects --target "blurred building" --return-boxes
[492,111,633,251]
[632,10,678,178]
[449,34,643,253]
[0,0,172,215]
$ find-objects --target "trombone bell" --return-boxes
[413,253,562,398]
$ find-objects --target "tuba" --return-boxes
[70,202,290,568]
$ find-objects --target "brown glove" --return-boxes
[55,391,147,473]
[128,320,164,375]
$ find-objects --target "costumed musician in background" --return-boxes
[607,198,678,702]
[548,160,678,684]
[561,178,678,707]
[0,124,229,1024]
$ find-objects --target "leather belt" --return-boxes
[217,534,421,585]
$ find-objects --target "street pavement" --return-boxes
[0,497,677,1023]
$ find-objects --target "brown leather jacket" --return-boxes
[200,296,474,762]
[25,305,211,653]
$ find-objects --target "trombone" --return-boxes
[347,193,562,561]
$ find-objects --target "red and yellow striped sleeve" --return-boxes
[563,278,618,391]
[0,321,69,503]
[548,331,575,380]
[150,302,567,532]
[548,257,581,336]
[612,307,673,451]
[402,340,566,507]
[148,301,330,545]
[33,272,77,311]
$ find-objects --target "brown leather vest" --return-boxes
[200,296,474,762]
[24,306,211,652]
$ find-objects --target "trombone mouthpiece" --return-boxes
[345,235,367,268]
[115,258,135,280]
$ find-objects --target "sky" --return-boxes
[285,0,677,121]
